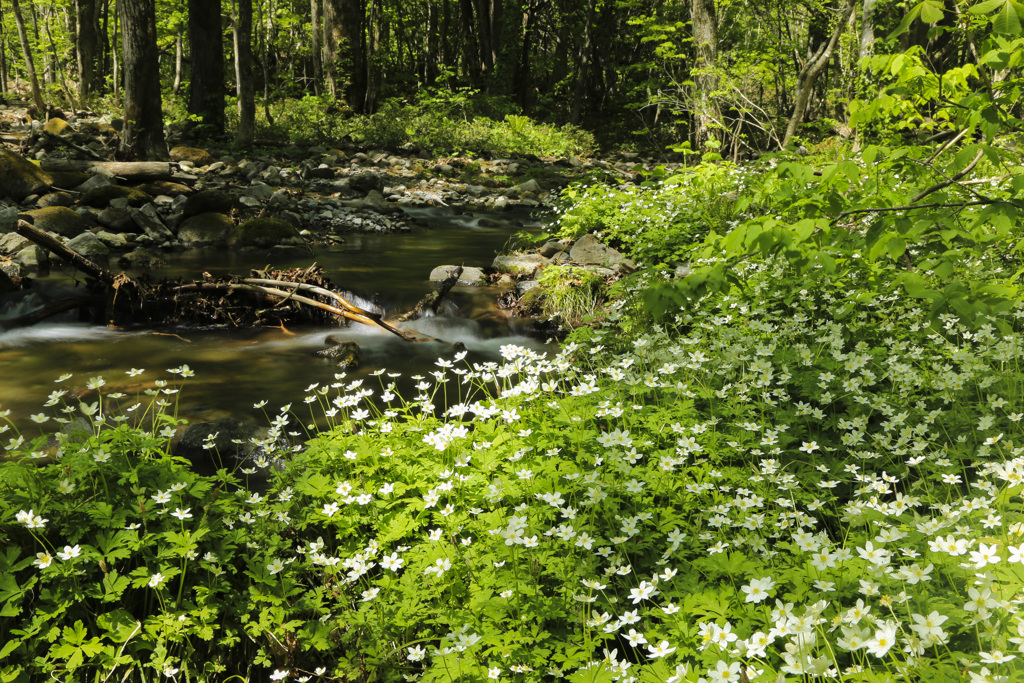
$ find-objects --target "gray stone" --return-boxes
[0,206,18,234]
[492,253,550,276]
[14,246,47,270]
[238,196,261,208]
[492,196,509,210]
[361,189,391,213]
[37,192,75,208]
[0,233,31,253]
[109,197,130,210]
[349,172,384,194]
[245,182,274,201]
[568,234,625,268]
[73,173,113,194]
[118,247,165,270]
[514,178,541,195]
[131,204,175,242]
[97,207,135,232]
[95,231,129,249]
[515,280,541,295]
[429,265,488,286]
[66,232,110,258]
[538,240,568,258]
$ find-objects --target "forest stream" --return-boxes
[0,205,551,426]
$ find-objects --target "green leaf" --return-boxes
[887,4,922,40]
[920,0,944,23]
[994,0,1022,33]
[886,236,907,261]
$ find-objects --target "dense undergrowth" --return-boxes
[2,256,1024,682]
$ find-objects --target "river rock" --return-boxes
[37,191,76,208]
[81,184,153,208]
[73,173,114,194]
[95,231,129,249]
[135,180,193,198]
[361,189,393,213]
[97,206,135,232]
[349,171,384,194]
[245,182,274,201]
[178,212,233,246]
[169,146,216,167]
[430,265,487,286]
[568,234,626,268]
[0,206,19,234]
[0,148,52,200]
[21,206,87,237]
[14,246,47,270]
[65,232,109,258]
[538,240,569,258]
[131,204,175,242]
[314,339,361,369]
[118,247,165,269]
[228,217,305,248]
[182,189,238,218]
[173,417,274,471]
[492,253,550,276]
[0,233,31,253]
[508,178,541,197]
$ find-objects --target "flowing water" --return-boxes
[0,207,552,426]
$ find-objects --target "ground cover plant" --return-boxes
[2,249,1024,681]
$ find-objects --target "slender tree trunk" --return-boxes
[0,2,8,98]
[364,0,382,111]
[118,0,167,159]
[188,0,225,136]
[781,0,856,148]
[172,32,183,95]
[859,0,877,68]
[77,0,101,99]
[41,6,76,110]
[11,0,44,113]
[691,0,721,150]
[257,0,273,124]
[234,0,255,147]
[311,0,322,95]
[112,0,120,103]
[570,0,596,124]
[460,0,481,86]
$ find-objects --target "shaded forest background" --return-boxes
[0,0,985,156]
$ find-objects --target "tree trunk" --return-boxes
[112,0,120,103]
[691,0,721,151]
[234,0,255,147]
[460,0,481,86]
[41,5,77,110]
[118,0,167,160]
[324,0,366,111]
[570,0,596,124]
[77,0,101,99]
[172,31,183,95]
[0,2,8,97]
[187,0,225,137]
[859,0,877,67]
[311,0,322,95]
[781,0,856,149]
[11,0,45,113]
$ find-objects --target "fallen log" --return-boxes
[42,131,105,160]
[39,159,174,180]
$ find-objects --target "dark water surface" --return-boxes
[0,207,552,425]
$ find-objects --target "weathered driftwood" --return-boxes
[39,159,174,180]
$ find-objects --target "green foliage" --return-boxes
[553,161,752,266]
[535,265,607,327]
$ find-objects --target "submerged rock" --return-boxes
[228,217,305,248]
[178,212,233,246]
[429,265,487,285]
[315,338,361,369]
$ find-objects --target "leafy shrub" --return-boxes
[535,265,606,327]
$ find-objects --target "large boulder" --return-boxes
[429,265,488,286]
[492,253,550,276]
[182,189,238,218]
[169,146,216,167]
[349,171,384,194]
[97,206,135,232]
[0,149,51,201]
[177,212,233,246]
[568,234,626,268]
[65,232,110,258]
[81,184,152,208]
[131,204,175,242]
[42,118,73,136]
[228,217,305,249]
[20,206,87,238]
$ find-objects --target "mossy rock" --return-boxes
[37,192,76,208]
[42,118,73,136]
[178,212,233,246]
[169,146,216,167]
[136,180,193,198]
[182,189,238,218]
[0,148,52,200]
[20,206,86,238]
[81,184,153,208]
[228,217,305,249]
[47,171,91,189]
